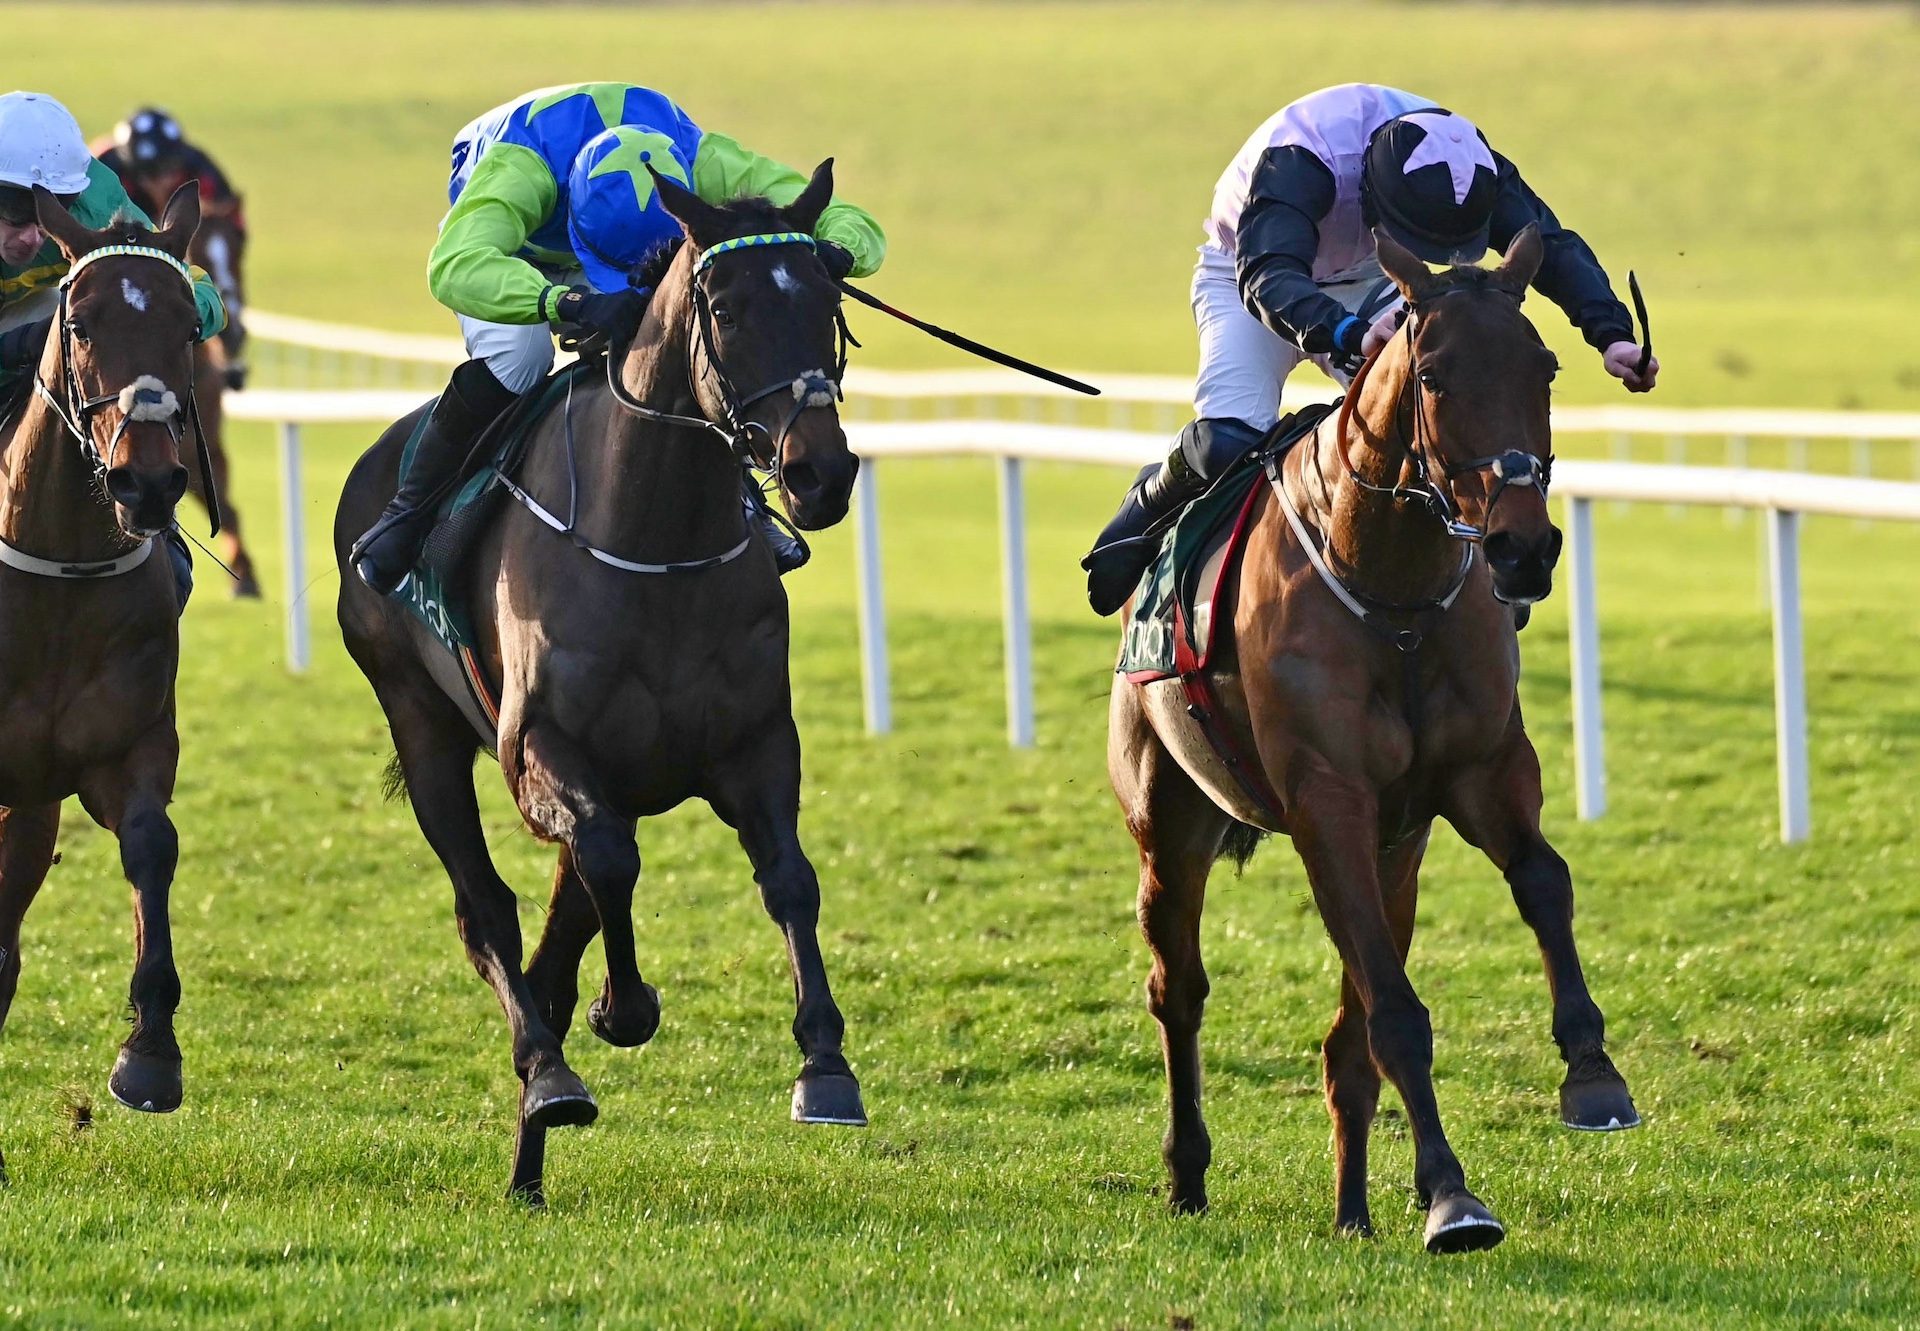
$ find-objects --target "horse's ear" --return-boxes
[1494,222,1542,294]
[785,158,834,234]
[149,180,201,261]
[32,185,100,261]
[1373,227,1439,304]
[650,165,724,245]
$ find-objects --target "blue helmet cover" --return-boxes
[566,125,693,293]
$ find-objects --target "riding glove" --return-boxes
[818,240,856,282]
[556,286,651,344]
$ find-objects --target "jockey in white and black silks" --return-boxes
[1082,83,1659,615]
[349,82,887,596]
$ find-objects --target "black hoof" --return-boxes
[587,982,660,1049]
[523,1067,598,1130]
[108,1048,183,1114]
[231,572,262,599]
[1424,1192,1506,1254]
[1561,1076,1641,1132]
[1335,1215,1374,1239]
[1168,1189,1208,1217]
[791,1072,866,1126]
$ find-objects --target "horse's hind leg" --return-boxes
[377,680,594,1201]
[509,726,658,1050]
[76,727,185,1114]
[0,803,61,1182]
[1442,730,1636,1131]
[1324,825,1429,1237]
[524,852,603,1041]
[1110,684,1231,1214]
[710,720,862,1126]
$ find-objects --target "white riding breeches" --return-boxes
[1190,250,1403,429]
[455,265,583,393]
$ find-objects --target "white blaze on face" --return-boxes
[121,277,149,312]
[770,262,800,296]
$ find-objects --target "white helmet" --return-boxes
[0,91,93,196]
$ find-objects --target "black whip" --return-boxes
[837,282,1101,396]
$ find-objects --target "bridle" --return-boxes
[1344,286,1551,544]
[32,242,221,534]
[604,231,849,487]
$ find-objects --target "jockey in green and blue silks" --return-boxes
[349,81,886,595]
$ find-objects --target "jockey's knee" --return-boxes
[457,316,554,394]
[1177,417,1267,481]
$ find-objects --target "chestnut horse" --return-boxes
[335,163,865,1203]
[0,184,207,1179]
[1109,227,1637,1252]
[183,206,259,596]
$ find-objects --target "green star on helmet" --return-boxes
[529,82,632,133]
[586,128,689,211]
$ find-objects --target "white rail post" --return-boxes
[278,420,309,673]
[1726,435,1748,526]
[1767,508,1811,843]
[854,458,891,735]
[1565,496,1605,819]
[997,455,1035,748]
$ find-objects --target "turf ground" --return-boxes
[2,5,1918,1328]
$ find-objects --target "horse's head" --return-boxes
[34,182,202,539]
[648,161,857,531]
[1374,225,1562,605]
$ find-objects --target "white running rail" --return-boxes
[228,312,1920,844]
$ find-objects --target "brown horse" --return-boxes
[0,184,207,1178]
[183,206,259,596]
[1109,227,1637,1252]
[334,162,865,1203]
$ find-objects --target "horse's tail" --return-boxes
[1218,820,1268,873]
[380,752,409,805]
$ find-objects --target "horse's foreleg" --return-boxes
[524,850,601,1041]
[1323,824,1429,1237]
[0,801,61,1179]
[382,686,593,1202]
[77,728,184,1114]
[710,722,862,1127]
[1289,758,1502,1253]
[1442,734,1637,1131]
[511,726,656,1051]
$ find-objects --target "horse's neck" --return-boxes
[0,344,126,560]
[1312,344,1460,605]
[583,285,749,560]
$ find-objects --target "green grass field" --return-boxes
[3,4,1919,1328]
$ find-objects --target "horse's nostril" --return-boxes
[104,467,143,507]
[1483,530,1524,570]
[164,466,190,505]
[783,460,822,499]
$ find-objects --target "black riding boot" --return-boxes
[351,359,519,595]
[1080,416,1264,615]
[741,475,809,574]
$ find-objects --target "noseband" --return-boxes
[606,231,849,482]
[32,242,221,534]
[1347,289,1552,543]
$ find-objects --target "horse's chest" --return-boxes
[0,638,172,801]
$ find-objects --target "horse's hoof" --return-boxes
[1561,1077,1641,1132]
[1424,1192,1506,1254]
[523,1068,598,1130]
[1335,1215,1374,1239]
[1168,1189,1208,1217]
[108,1048,183,1114]
[791,1073,866,1126]
[230,574,262,600]
[587,982,660,1049]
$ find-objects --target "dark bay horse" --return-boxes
[184,207,259,596]
[1110,227,1637,1252]
[0,184,207,1177]
[335,162,865,1202]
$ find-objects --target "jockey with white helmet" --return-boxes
[349,82,886,595]
[1082,83,1658,615]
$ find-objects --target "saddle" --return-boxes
[1117,402,1336,682]
[397,355,599,656]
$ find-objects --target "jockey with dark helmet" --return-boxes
[94,107,251,390]
[349,82,886,597]
[0,91,228,610]
[1082,83,1659,615]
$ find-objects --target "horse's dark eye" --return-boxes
[70,321,91,345]
[712,305,736,331]
[1417,369,1441,393]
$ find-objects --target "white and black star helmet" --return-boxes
[114,106,187,169]
[1362,109,1499,264]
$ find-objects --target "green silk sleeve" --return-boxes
[427,143,565,324]
[691,133,886,277]
[189,267,226,340]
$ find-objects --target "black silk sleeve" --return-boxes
[1235,146,1351,349]
[1487,154,1633,352]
